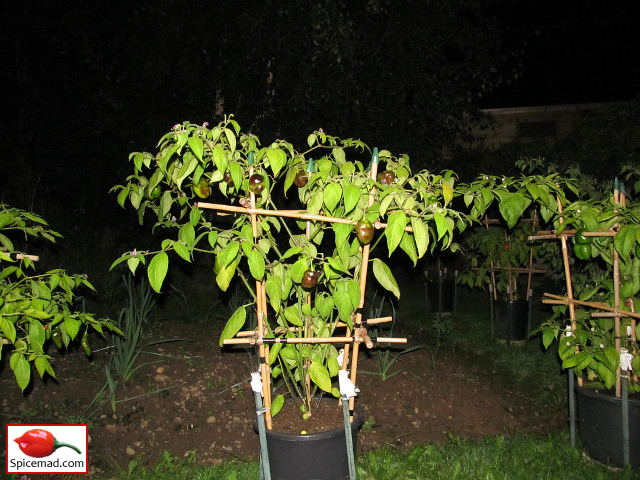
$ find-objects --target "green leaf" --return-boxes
[334,282,353,325]
[215,257,238,292]
[399,231,418,266]
[11,353,30,392]
[271,394,285,416]
[308,361,332,393]
[265,275,282,313]
[542,327,556,349]
[1,317,17,344]
[372,258,400,299]
[343,184,361,214]
[34,356,50,378]
[283,305,303,326]
[291,258,308,284]
[127,256,141,274]
[432,212,448,241]
[64,316,81,340]
[323,183,342,214]
[219,306,247,347]
[222,241,241,267]
[267,148,287,176]
[188,136,204,161]
[411,217,430,258]
[385,211,406,255]
[247,249,265,280]
[28,321,46,350]
[173,242,191,262]
[178,223,196,248]
[496,192,531,229]
[147,251,169,293]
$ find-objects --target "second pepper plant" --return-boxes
[112,116,483,419]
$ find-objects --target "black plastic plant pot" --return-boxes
[257,403,364,480]
[576,386,640,468]
[493,299,529,342]
[426,279,455,314]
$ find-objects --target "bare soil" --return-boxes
[0,319,567,477]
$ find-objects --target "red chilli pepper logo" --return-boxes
[14,429,81,458]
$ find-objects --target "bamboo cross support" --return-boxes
[212,148,408,428]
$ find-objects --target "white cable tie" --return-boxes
[250,372,263,395]
[620,348,634,372]
[338,370,359,399]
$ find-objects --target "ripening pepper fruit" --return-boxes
[573,243,592,261]
[14,429,81,458]
[575,228,592,245]
[51,326,63,349]
[81,331,92,357]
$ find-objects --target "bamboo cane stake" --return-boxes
[485,216,498,302]
[346,148,380,420]
[613,181,622,397]
[375,337,408,343]
[246,155,273,429]
[475,266,546,274]
[554,196,583,387]
[530,229,618,238]
[304,164,314,411]
[260,281,273,408]
[233,316,396,338]
[196,202,415,232]
[542,294,640,320]
[525,211,539,301]
[6,253,40,261]
[224,334,406,346]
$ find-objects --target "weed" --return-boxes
[361,417,376,432]
[363,289,426,380]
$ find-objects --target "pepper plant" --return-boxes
[457,172,574,301]
[537,178,640,393]
[0,204,120,391]
[112,116,482,418]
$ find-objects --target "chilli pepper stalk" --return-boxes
[14,429,81,458]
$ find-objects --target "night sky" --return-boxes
[483,2,640,107]
[3,1,639,219]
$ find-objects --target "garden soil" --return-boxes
[0,321,567,477]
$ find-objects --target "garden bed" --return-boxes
[0,315,566,477]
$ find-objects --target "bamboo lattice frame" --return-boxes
[196,152,407,427]
[530,187,638,396]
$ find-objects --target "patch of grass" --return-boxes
[356,432,639,479]
[23,433,637,480]
[449,288,566,409]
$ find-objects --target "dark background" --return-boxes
[2,1,639,271]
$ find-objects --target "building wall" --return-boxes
[474,102,621,149]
